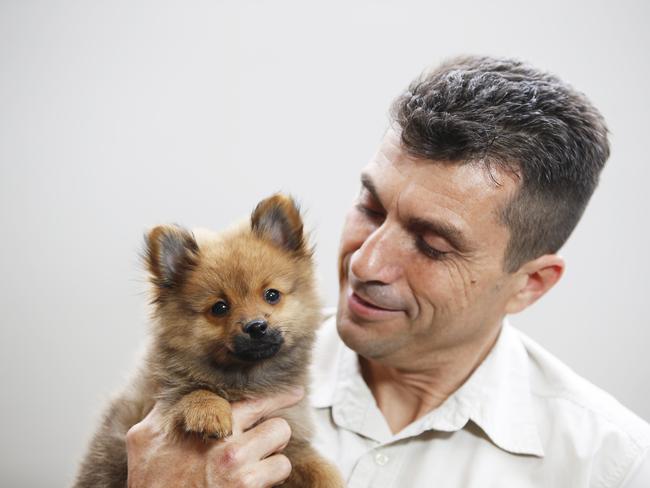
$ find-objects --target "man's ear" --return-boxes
[251,194,309,255]
[505,254,565,314]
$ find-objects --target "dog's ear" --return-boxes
[251,194,308,254]
[144,224,199,290]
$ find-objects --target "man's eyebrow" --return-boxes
[361,173,473,253]
[360,174,382,206]
[407,217,472,254]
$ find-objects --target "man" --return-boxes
[126,56,650,487]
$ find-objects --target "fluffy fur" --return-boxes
[73,194,343,488]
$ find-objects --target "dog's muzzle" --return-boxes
[232,324,284,361]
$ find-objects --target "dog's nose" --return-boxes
[243,320,268,339]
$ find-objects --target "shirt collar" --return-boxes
[310,313,545,457]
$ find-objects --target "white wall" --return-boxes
[1,1,648,486]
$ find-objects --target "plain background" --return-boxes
[1,0,649,486]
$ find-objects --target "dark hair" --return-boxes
[390,55,610,272]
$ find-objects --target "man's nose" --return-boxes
[349,222,403,284]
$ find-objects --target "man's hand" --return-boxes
[126,388,304,488]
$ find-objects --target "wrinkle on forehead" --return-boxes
[361,131,520,262]
[372,129,517,225]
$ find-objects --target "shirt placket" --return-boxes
[332,363,407,488]
[349,443,408,488]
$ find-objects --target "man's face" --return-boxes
[337,130,523,367]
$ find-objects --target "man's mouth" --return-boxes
[352,292,396,311]
[347,289,404,318]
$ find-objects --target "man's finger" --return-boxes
[235,417,292,461]
[239,454,292,488]
[231,387,304,433]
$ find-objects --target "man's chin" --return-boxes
[337,288,389,352]
[337,308,384,353]
[337,314,403,362]
[336,313,367,353]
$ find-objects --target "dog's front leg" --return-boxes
[160,389,233,442]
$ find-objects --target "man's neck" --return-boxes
[359,326,501,435]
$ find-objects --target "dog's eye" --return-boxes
[264,288,281,305]
[211,301,229,316]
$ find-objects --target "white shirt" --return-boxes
[309,310,650,488]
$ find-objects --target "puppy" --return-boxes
[73,194,343,488]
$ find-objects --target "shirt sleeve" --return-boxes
[624,450,650,488]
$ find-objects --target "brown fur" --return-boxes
[73,194,343,488]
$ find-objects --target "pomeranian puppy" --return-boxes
[73,194,343,488]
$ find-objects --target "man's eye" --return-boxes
[415,235,447,260]
[356,203,384,220]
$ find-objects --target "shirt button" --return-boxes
[374,452,389,466]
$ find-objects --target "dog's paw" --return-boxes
[177,390,233,441]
